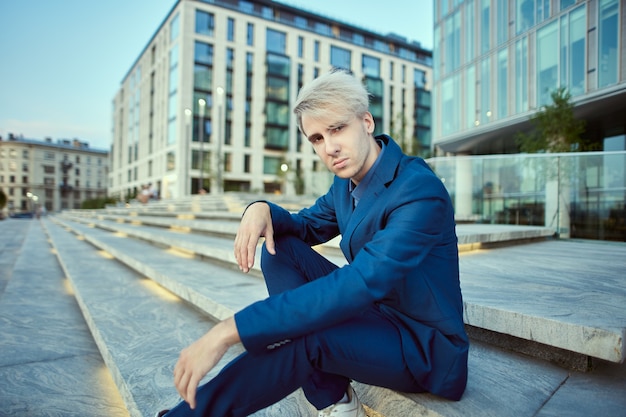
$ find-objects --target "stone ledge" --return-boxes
[40,217,626,417]
[53,214,626,364]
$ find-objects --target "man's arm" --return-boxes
[173,317,241,409]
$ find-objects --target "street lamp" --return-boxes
[184,108,192,196]
[198,98,206,194]
[280,163,289,195]
[216,87,224,194]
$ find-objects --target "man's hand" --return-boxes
[173,317,240,410]
[234,202,275,273]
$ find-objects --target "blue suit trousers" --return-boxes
[165,235,423,417]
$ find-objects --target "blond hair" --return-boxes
[293,69,370,133]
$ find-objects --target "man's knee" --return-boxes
[261,235,305,265]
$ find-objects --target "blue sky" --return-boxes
[0,0,433,150]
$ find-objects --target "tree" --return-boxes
[516,87,587,153]
[390,112,410,154]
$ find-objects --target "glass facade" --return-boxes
[428,151,626,241]
[430,0,625,241]
[433,0,624,154]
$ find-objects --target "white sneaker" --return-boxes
[318,386,366,417]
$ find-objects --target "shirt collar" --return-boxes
[350,139,385,207]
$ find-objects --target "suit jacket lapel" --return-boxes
[339,135,402,262]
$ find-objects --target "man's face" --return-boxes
[301,110,379,185]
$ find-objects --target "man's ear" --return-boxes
[363,112,375,134]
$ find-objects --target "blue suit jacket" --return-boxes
[236,136,468,400]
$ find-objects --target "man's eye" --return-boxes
[331,125,344,134]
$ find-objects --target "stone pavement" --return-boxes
[1,214,625,417]
[0,218,129,416]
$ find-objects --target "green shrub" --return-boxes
[80,197,118,209]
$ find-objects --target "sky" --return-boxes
[0,0,433,150]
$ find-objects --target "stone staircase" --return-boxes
[20,193,626,416]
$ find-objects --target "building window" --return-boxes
[227,17,235,41]
[263,156,282,175]
[598,0,618,88]
[224,152,232,172]
[192,150,210,173]
[480,58,491,124]
[195,63,213,91]
[414,69,426,89]
[195,41,214,66]
[167,151,175,172]
[168,44,180,145]
[496,0,508,45]
[561,5,586,96]
[244,154,251,173]
[298,36,304,58]
[445,10,461,73]
[266,77,289,102]
[170,12,180,41]
[496,48,508,119]
[246,51,254,73]
[465,0,475,64]
[362,55,380,78]
[266,28,286,54]
[267,54,290,77]
[515,38,529,113]
[516,0,550,34]
[536,20,558,107]
[481,0,491,54]
[196,10,214,36]
[247,22,254,46]
[442,75,460,135]
[297,63,304,90]
[330,46,351,70]
[266,101,290,124]
[314,41,320,62]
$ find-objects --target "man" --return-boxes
[159,70,468,417]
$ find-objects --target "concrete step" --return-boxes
[0,219,128,416]
[60,209,556,256]
[40,215,626,416]
[42,218,315,417]
[54,211,626,366]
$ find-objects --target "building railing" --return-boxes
[426,151,626,242]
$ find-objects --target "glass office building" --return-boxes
[109,0,433,200]
[430,0,625,241]
[432,0,625,155]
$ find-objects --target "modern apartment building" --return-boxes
[109,0,433,200]
[0,136,109,215]
[432,0,625,155]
